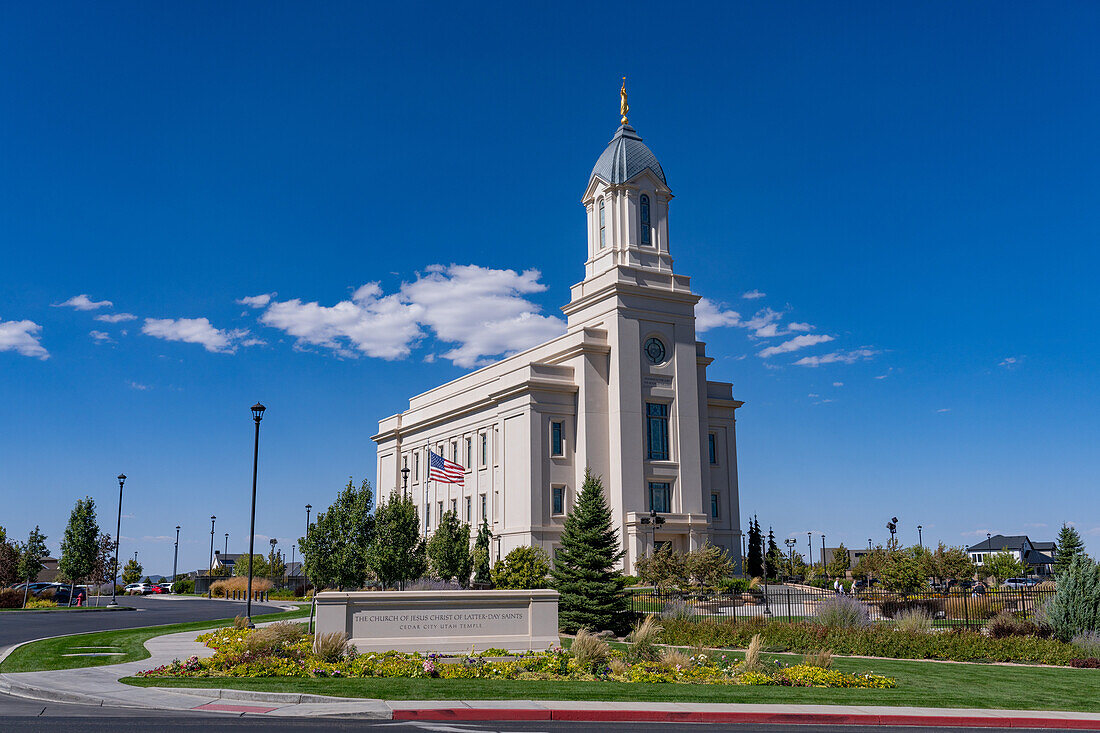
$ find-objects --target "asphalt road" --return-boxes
[0,696,1065,733]
[0,595,291,649]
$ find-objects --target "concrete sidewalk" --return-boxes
[2,627,1100,727]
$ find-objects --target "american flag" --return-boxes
[428,450,464,486]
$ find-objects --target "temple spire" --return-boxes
[620,77,629,125]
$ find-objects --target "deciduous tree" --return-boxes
[18,526,48,608]
[300,478,375,590]
[121,557,143,585]
[828,544,851,578]
[984,550,1024,586]
[365,492,426,589]
[59,497,100,604]
[426,510,473,586]
[492,545,550,590]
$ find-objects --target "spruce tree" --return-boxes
[550,469,629,633]
[746,516,764,578]
[1055,523,1086,574]
[766,527,782,580]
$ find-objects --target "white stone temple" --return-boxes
[374,88,744,573]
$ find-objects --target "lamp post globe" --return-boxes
[109,473,126,606]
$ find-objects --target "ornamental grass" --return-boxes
[137,625,894,689]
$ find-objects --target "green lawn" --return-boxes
[121,652,1100,711]
[0,604,310,673]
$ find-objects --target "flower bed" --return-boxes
[658,618,1085,666]
[137,626,894,689]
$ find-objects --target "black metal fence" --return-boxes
[630,584,1057,628]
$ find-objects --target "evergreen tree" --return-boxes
[366,491,426,589]
[765,527,782,580]
[59,497,100,604]
[121,557,143,585]
[550,469,629,633]
[746,516,764,578]
[426,510,473,586]
[18,526,48,608]
[1043,555,1100,641]
[472,519,492,586]
[1055,524,1087,574]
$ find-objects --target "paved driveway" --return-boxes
[0,595,293,649]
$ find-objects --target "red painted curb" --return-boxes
[391,708,1100,729]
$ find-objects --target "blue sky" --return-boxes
[2,2,1098,574]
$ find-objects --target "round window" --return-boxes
[644,337,666,364]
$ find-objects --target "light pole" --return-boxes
[305,504,312,538]
[821,534,827,580]
[785,538,796,578]
[245,402,266,628]
[886,517,898,547]
[807,532,813,573]
[917,525,923,548]
[208,516,217,577]
[109,473,126,606]
[172,525,180,582]
[401,466,410,497]
[868,538,873,585]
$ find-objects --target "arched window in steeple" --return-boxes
[640,194,651,245]
[599,198,606,249]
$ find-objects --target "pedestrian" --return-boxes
[833,578,841,595]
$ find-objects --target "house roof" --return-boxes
[966,534,1030,552]
[1032,541,1056,552]
[1024,549,1056,567]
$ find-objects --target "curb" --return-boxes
[392,708,1100,728]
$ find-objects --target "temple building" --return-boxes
[373,88,744,572]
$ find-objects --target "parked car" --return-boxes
[124,582,152,595]
[155,582,174,593]
[10,582,58,595]
[1003,577,1040,589]
[51,585,90,605]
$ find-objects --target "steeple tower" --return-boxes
[579,85,675,283]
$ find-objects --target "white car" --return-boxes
[124,582,152,595]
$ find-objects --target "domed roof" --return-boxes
[589,123,667,186]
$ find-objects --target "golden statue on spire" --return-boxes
[620,77,629,125]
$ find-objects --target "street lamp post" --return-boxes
[208,516,216,578]
[401,466,410,497]
[821,534,827,580]
[224,533,229,556]
[172,525,180,582]
[245,402,266,628]
[807,532,813,574]
[305,504,312,538]
[109,473,126,606]
[785,538,797,579]
[886,517,898,547]
[917,525,923,548]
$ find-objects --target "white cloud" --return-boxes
[937,408,951,413]
[786,322,813,332]
[694,299,741,332]
[999,356,1021,369]
[745,308,783,337]
[254,265,566,368]
[758,333,834,358]
[128,381,150,391]
[0,319,49,359]
[89,330,115,344]
[794,349,878,367]
[237,294,274,308]
[54,294,112,311]
[141,318,251,354]
[832,382,844,387]
[741,290,766,300]
[95,313,136,323]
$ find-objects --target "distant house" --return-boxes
[35,556,60,583]
[211,550,245,573]
[966,535,1056,575]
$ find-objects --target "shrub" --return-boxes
[895,609,933,634]
[570,629,611,673]
[210,577,274,598]
[659,598,694,621]
[246,621,304,655]
[313,631,352,662]
[986,611,1033,639]
[944,594,998,621]
[718,577,750,594]
[0,588,24,608]
[659,648,693,669]
[23,598,56,609]
[813,595,870,629]
[172,579,194,594]
[1070,657,1100,668]
[491,546,550,590]
[37,587,56,601]
[625,614,662,663]
[1072,631,1100,658]
[879,598,943,620]
[1043,557,1100,642]
[233,615,249,629]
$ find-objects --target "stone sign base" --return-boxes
[314,589,560,654]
